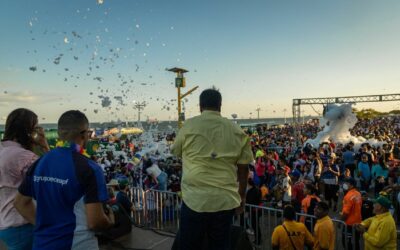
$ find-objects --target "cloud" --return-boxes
[0,91,60,106]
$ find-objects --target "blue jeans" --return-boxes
[178,202,234,250]
[0,224,33,250]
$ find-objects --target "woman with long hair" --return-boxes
[0,108,49,250]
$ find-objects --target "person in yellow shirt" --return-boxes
[313,201,335,250]
[171,88,254,250]
[355,195,397,250]
[272,205,313,250]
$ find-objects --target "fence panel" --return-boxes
[130,188,365,250]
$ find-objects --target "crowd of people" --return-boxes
[241,116,400,249]
[0,100,399,250]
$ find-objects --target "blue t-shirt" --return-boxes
[343,151,355,165]
[371,164,389,179]
[19,144,108,250]
[357,162,371,181]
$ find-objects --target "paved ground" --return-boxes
[100,226,175,250]
[1,226,175,250]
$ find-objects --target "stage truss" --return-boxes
[292,93,400,123]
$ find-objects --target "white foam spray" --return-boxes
[305,103,384,149]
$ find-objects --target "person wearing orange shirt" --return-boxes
[272,205,313,250]
[340,177,362,250]
[313,201,335,250]
[300,183,320,232]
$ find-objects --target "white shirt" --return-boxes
[146,164,162,178]
[282,176,292,202]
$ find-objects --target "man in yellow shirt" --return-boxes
[355,195,397,250]
[313,201,335,250]
[171,88,253,250]
[272,205,314,250]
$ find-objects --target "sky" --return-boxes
[1,0,400,124]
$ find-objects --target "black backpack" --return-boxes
[96,203,132,242]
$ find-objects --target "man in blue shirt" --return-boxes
[14,110,115,250]
[343,145,356,177]
[358,154,371,192]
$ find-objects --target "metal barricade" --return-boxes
[130,188,360,250]
[131,187,181,234]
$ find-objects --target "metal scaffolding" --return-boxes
[292,93,400,123]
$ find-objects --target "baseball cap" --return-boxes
[255,150,265,158]
[107,179,119,186]
[372,196,392,209]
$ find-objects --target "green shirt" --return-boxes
[171,110,254,212]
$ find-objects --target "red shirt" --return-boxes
[292,181,305,204]
[256,158,266,177]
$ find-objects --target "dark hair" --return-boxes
[57,110,89,140]
[118,183,127,191]
[305,183,316,194]
[316,201,329,212]
[3,108,38,150]
[199,88,222,111]
[378,157,388,169]
[248,178,255,186]
[283,205,296,220]
[143,158,153,169]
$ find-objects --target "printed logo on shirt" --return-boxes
[33,175,69,186]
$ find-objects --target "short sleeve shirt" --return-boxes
[272,221,313,250]
[18,144,108,250]
[0,141,37,229]
[171,111,253,212]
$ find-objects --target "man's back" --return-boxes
[271,221,313,250]
[342,189,362,225]
[171,110,253,212]
[343,151,355,165]
[19,145,108,250]
[314,216,335,250]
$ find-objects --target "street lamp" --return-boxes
[283,108,287,124]
[133,101,146,127]
[167,67,198,128]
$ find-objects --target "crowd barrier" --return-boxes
[128,187,377,250]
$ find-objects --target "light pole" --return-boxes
[167,67,198,128]
[283,108,287,124]
[133,101,146,125]
[256,107,261,120]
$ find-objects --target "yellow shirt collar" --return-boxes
[201,110,221,116]
[375,211,391,219]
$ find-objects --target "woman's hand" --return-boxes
[33,127,50,152]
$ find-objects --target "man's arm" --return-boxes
[14,192,36,225]
[171,127,185,158]
[340,198,352,221]
[363,224,393,248]
[271,226,280,250]
[85,203,114,230]
[304,225,314,247]
[236,164,249,214]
